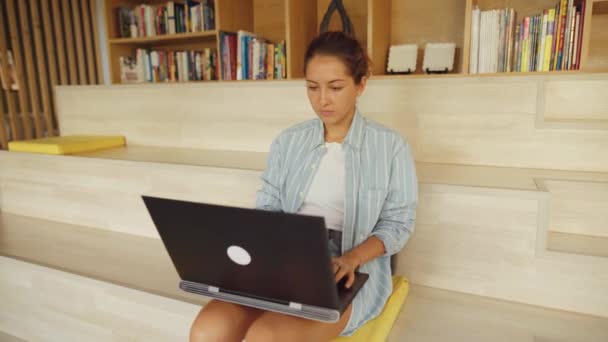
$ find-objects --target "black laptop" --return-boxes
[142,195,368,322]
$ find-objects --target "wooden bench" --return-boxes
[2,73,608,340]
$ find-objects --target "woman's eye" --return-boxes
[308,86,318,91]
[331,87,343,91]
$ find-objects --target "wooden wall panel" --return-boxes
[0,257,198,342]
[543,179,608,238]
[0,0,102,148]
[5,0,34,139]
[544,79,608,122]
[17,0,44,138]
[56,73,608,172]
[31,0,57,136]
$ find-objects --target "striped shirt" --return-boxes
[255,109,418,336]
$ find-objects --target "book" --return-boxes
[469,6,481,74]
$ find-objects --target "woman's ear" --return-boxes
[356,76,368,97]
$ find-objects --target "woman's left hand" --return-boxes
[332,252,361,289]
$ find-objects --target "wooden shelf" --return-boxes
[108,31,217,45]
[103,0,608,84]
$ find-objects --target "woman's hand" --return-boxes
[332,252,362,289]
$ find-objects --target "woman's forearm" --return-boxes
[345,236,386,267]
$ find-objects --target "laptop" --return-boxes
[142,195,369,322]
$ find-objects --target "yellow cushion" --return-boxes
[8,135,125,155]
[332,276,409,342]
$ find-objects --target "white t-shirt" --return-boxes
[297,142,345,231]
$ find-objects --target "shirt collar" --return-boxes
[312,108,366,151]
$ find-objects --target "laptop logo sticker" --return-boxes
[227,245,251,266]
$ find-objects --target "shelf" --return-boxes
[108,31,218,45]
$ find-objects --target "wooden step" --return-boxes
[56,73,608,172]
[2,215,607,342]
[1,149,608,318]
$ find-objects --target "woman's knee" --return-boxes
[190,300,261,342]
[245,316,307,342]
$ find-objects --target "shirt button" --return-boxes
[299,192,304,197]
[311,163,316,169]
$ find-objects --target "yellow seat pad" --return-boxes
[332,276,409,342]
[8,135,126,155]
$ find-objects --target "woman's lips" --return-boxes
[321,110,334,117]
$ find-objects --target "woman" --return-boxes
[190,31,418,342]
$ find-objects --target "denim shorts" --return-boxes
[326,229,365,336]
[327,229,342,258]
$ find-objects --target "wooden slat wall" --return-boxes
[0,0,103,148]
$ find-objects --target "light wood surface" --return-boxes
[548,231,608,258]
[541,179,608,237]
[1,148,607,317]
[108,31,218,44]
[0,256,199,342]
[543,79,608,122]
[56,73,608,172]
[254,0,286,45]
[1,217,608,342]
[0,213,206,306]
[286,0,318,79]
[397,181,608,319]
[79,145,608,192]
[0,330,25,342]
[585,11,608,72]
[367,0,391,75]
[0,150,262,238]
[394,282,608,342]
[215,0,254,33]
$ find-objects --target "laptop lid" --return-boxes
[142,195,341,310]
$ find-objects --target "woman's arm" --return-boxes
[332,236,385,288]
[255,138,283,212]
[368,141,418,256]
[334,140,418,288]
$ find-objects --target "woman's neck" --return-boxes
[324,109,355,143]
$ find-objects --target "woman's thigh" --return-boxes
[190,299,264,342]
[245,304,353,342]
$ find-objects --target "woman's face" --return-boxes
[305,55,366,127]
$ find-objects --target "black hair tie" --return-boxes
[319,0,354,36]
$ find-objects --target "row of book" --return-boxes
[119,48,218,83]
[116,1,215,38]
[470,0,586,73]
[219,31,287,81]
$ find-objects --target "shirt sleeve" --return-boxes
[370,140,418,256]
[255,138,283,212]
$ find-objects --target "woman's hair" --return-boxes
[304,31,371,84]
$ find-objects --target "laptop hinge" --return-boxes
[208,286,220,293]
[289,302,302,310]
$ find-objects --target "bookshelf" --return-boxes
[104,0,320,83]
[463,0,608,75]
[104,0,608,84]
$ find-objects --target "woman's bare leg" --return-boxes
[190,300,264,342]
[245,304,353,342]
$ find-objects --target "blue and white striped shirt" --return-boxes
[255,109,418,336]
